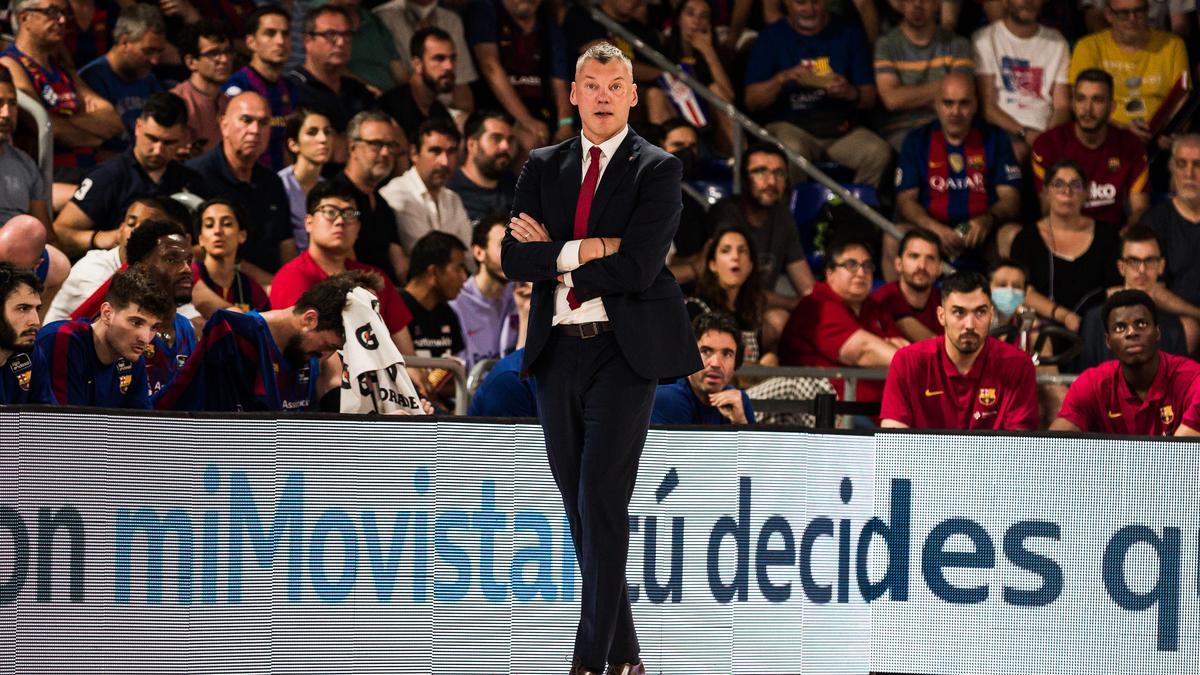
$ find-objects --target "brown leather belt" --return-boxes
[552,321,613,339]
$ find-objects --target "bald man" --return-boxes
[0,215,70,316]
[890,71,1023,272]
[186,91,294,284]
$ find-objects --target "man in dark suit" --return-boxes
[502,42,700,675]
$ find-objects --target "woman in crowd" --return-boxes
[193,197,270,312]
[686,224,772,364]
[278,108,333,252]
[662,0,737,153]
[1010,159,1120,333]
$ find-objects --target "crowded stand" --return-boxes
[0,0,1197,433]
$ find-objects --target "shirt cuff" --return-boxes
[562,272,575,288]
[556,239,582,273]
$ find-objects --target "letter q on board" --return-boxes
[355,324,379,350]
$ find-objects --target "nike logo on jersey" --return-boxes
[1108,410,1123,419]
[925,389,944,397]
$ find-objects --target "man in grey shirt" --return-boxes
[0,70,50,229]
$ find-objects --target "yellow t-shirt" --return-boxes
[1068,29,1189,127]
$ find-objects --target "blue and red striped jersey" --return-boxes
[33,320,150,409]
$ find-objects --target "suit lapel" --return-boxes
[587,130,639,235]
[557,139,582,240]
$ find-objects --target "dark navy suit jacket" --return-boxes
[501,128,701,381]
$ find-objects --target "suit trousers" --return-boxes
[532,331,656,670]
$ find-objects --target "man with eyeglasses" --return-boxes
[270,180,414,354]
[1032,68,1149,229]
[186,91,295,282]
[79,4,166,151]
[1069,0,1189,144]
[704,143,816,305]
[0,0,124,177]
[1139,134,1200,304]
[171,21,234,159]
[286,5,377,135]
[1054,289,1200,435]
[224,6,298,170]
[54,92,209,259]
[1081,0,1195,35]
[780,235,907,407]
[381,117,472,266]
[881,270,1037,430]
[1075,225,1193,370]
[330,109,410,283]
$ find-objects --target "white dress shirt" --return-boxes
[45,247,121,322]
[553,125,629,326]
[379,166,473,263]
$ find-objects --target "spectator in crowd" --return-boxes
[780,236,906,406]
[685,225,771,364]
[0,70,51,229]
[270,180,414,353]
[0,216,70,314]
[187,91,295,281]
[465,0,574,154]
[893,71,1022,264]
[65,218,193,321]
[1141,134,1200,305]
[881,270,1038,430]
[1032,69,1149,229]
[224,6,297,171]
[1,0,124,178]
[189,0,255,37]
[1011,159,1121,333]
[401,230,467,358]
[382,118,471,257]
[972,0,1071,162]
[373,0,478,115]
[330,110,410,283]
[658,120,710,286]
[0,263,45,404]
[118,219,197,398]
[192,197,271,313]
[63,0,118,69]
[874,0,975,150]
[704,145,815,311]
[659,0,737,152]
[171,20,234,159]
[156,270,372,411]
[651,312,755,425]
[450,214,516,371]
[46,196,180,321]
[1077,225,1192,370]
[744,0,891,190]
[1069,0,1191,144]
[53,93,204,258]
[1055,290,1200,435]
[34,267,171,408]
[872,228,944,342]
[467,280,536,417]
[279,109,334,251]
[79,4,166,148]
[378,27,458,142]
[563,0,676,125]
[286,5,377,134]
[1081,0,1196,34]
[325,0,408,92]
[447,109,516,224]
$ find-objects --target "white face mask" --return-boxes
[991,287,1025,317]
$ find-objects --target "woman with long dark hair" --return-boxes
[662,0,737,153]
[192,196,271,312]
[687,224,773,363]
[278,108,333,251]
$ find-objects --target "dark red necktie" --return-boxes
[567,145,603,310]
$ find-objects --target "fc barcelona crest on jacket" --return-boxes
[978,387,997,407]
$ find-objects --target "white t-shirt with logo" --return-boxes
[973,21,1070,131]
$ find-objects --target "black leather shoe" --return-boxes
[569,657,603,675]
[606,662,646,675]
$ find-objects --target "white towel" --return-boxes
[339,287,425,414]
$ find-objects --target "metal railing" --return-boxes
[16,89,53,219]
[406,356,470,416]
[585,4,903,242]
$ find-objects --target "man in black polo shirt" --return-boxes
[447,109,516,224]
[52,92,207,258]
[186,91,294,282]
[401,229,467,357]
[378,26,457,143]
[331,109,408,284]
[285,5,376,135]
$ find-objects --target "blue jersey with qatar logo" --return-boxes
[145,313,197,402]
[33,320,150,409]
[0,351,48,404]
[155,309,317,412]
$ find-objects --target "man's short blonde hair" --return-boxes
[574,42,634,80]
